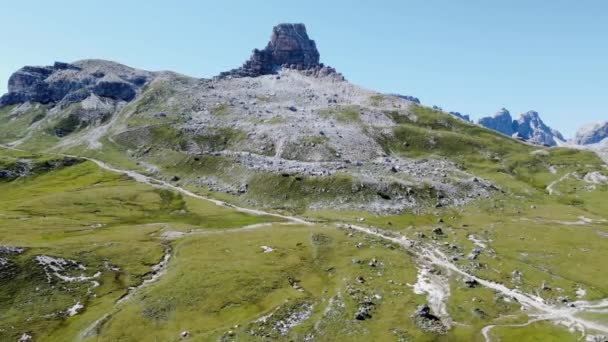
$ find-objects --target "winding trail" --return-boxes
[546,172,573,195]
[84,157,312,225]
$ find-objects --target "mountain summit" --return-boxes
[477,109,564,146]
[219,23,340,78]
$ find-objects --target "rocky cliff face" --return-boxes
[478,108,564,146]
[512,111,564,146]
[573,121,608,145]
[219,23,341,79]
[0,60,152,108]
[477,108,515,136]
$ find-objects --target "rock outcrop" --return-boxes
[478,108,515,136]
[448,111,470,122]
[0,60,152,108]
[513,111,565,146]
[573,121,608,145]
[219,23,341,79]
[478,108,564,146]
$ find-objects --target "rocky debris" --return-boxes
[573,121,608,145]
[583,171,608,184]
[541,280,551,291]
[0,245,24,255]
[0,59,152,108]
[287,276,303,291]
[35,255,100,284]
[467,247,482,260]
[354,301,374,320]
[18,333,33,342]
[413,304,447,334]
[353,295,378,321]
[432,227,444,236]
[180,330,190,339]
[219,23,341,79]
[356,276,366,284]
[248,300,313,337]
[368,258,379,267]
[478,108,564,146]
[464,278,478,288]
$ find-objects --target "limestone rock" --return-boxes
[514,111,564,146]
[0,60,152,108]
[478,108,515,136]
[478,108,564,146]
[219,23,341,79]
[573,121,608,145]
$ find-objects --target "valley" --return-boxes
[0,22,607,342]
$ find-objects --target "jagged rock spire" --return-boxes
[219,23,339,78]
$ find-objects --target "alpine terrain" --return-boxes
[1,23,607,342]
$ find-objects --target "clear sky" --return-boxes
[1,0,607,137]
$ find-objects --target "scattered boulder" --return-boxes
[413,304,447,334]
[464,278,478,288]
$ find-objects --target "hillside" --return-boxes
[1,23,608,342]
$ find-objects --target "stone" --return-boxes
[415,304,431,317]
[464,278,478,288]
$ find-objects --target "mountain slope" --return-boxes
[1,23,608,342]
[573,121,608,145]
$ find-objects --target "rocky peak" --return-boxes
[478,108,515,136]
[513,110,564,146]
[573,121,608,145]
[478,108,564,146]
[219,23,341,79]
[0,60,152,109]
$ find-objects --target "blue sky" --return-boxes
[1,0,607,137]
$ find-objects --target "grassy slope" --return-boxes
[2,93,608,340]
[0,148,280,341]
